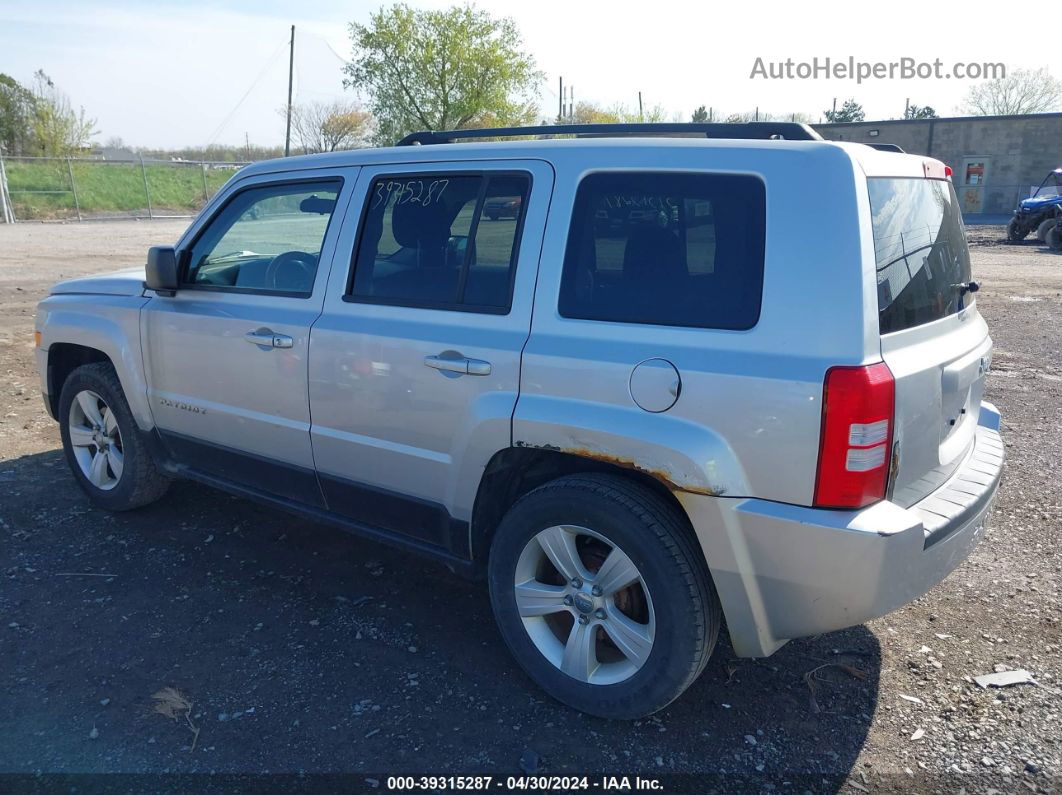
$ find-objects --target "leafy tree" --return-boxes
[907,104,936,119]
[0,73,36,155]
[824,99,865,123]
[286,101,373,153]
[30,70,97,156]
[961,67,1062,115]
[344,4,541,145]
[567,101,667,124]
[904,104,938,119]
[691,105,709,123]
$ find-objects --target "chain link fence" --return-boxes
[0,156,247,223]
[1,155,1051,224]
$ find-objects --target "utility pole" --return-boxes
[284,25,295,157]
[569,86,574,122]
[558,76,563,122]
[904,97,910,118]
[638,91,643,121]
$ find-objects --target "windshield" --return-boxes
[1031,170,1062,200]
[868,178,973,335]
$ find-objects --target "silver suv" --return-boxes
[35,123,1004,719]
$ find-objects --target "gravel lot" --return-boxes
[1,220,1059,791]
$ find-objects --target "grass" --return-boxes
[4,158,242,220]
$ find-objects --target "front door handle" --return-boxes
[244,328,293,349]
[424,354,492,376]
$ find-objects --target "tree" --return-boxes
[961,67,1062,115]
[30,70,97,156]
[691,105,709,123]
[0,73,36,155]
[567,101,668,124]
[823,99,865,123]
[719,109,814,124]
[286,100,372,153]
[904,104,938,119]
[344,4,541,145]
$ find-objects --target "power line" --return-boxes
[206,38,287,147]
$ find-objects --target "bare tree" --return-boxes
[961,67,1062,115]
[285,101,372,154]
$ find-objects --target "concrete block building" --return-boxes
[814,112,1062,217]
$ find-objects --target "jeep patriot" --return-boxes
[35,123,1004,718]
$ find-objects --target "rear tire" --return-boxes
[1006,218,1027,241]
[1047,225,1062,251]
[58,362,170,511]
[488,473,720,719]
[1037,218,1055,242]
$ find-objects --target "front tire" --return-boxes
[58,362,170,511]
[1047,225,1062,251]
[488,474,720,719]
[1036,218,1055,242]
[1006,218,1027,241]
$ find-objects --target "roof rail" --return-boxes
[396,122,824,146]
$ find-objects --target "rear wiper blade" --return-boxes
[952,280,980,295]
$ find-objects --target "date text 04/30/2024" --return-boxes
[385,776,663,791]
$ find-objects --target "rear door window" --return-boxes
[868,178,973,334]
[558,172,766,330]
[348,173,530,312]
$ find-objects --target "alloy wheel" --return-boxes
[514,524,655,685]
[68,389,124,491]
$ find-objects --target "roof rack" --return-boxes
[397,122,824,146]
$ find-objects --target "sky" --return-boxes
[0,0,1054,150]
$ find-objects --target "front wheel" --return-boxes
[1006,218,1027,242]
[1047,225,1062,251]
[1036,218,1055,242]
[488,474,720,719]
[58,362,170,511]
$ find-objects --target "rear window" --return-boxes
[558,172,765,329]
[869,178,972,335]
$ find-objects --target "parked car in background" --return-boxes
[35,123,1003,719]
[483,194,522,220]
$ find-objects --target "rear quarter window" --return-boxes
[869,177,973,334]
[558,172,766,329]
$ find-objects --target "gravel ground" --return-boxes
[0,220,1059,792]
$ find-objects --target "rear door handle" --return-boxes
[244,329,293,349]
[424,355,492,376]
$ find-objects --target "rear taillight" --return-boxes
[814,363,895,509]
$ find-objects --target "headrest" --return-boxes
[623,225,685,280]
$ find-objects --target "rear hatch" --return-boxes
[868,176,991,508]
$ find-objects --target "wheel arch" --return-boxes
[47,343,112,419]
[469,446,696,568]
[39,297,154,430]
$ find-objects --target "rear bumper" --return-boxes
[680,401,1004,657]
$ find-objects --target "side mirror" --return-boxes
[145,246,179,296]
